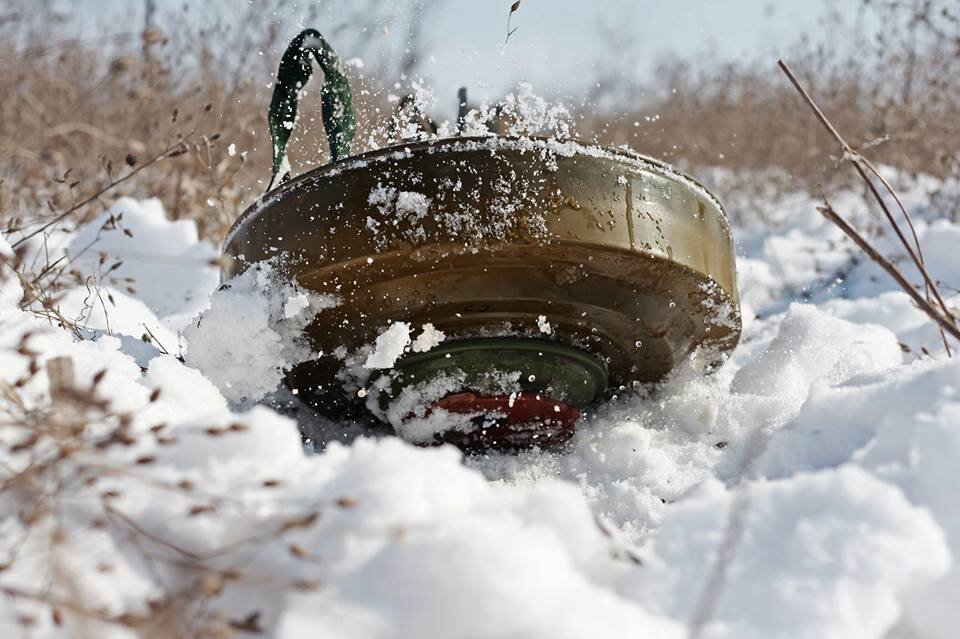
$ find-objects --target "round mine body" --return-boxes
[223,137,740,446]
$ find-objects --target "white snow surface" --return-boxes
[66,197,220,328]
[1,171,959,638]
[183,260,338,405]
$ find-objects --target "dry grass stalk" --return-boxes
[815,201,960,343]
[778,59,959,349]
[0,343,330,636]
[9,135,195,250]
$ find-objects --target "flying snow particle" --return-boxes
[283,292,310,319]
[411,323,446,353]
[364,322,412,369]
[537,315,553,334]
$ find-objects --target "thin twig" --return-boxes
[103,503,202,560]
[141,324,170,355]
[818,202,960,342]
[10,134,194,249]
[778,59,957,352]
[505,1,522,44]
[777,60,948,314]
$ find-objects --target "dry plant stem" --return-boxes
[850,160,953,323]
[818,202,960,342]
[777,60,953,320]
[10,135,194,249]
[778,59,957,352]
[103,504,202,561]
[777,60,949,312]
[849,155,955,353]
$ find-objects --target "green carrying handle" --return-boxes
[267,29,357,192]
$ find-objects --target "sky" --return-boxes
[68,0,871,103]
[393,0,865,99]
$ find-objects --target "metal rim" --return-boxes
[224,135,729,249]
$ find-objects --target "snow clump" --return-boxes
[537,314,553,334]
[364,321,412,369]
[184,260,337,405]
[411,322,446,353]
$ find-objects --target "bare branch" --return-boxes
[817,201,960,342]
[10,134,195,249]
[778,59,958,351]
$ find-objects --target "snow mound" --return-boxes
[272,440,682,639]
[627,466,948,638]
[67,197,220,325]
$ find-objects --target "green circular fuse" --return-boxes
[390,338,609,408]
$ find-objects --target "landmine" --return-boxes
[224,136,740,449]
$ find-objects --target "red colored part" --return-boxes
[430,392,581,450]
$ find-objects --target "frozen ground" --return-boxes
[1,170,958,638]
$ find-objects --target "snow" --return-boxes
[183,260,337,405]
[2,167,960,637]
[411,322,446,353]
[66,197,220,327]
[626,467,948,639]
[364,321,412,369]
[283,291,311,319]
[59,285,181,357]
[0,235,23,312]
[395,190,431,220]
[366,187,433,247]
[537,314,553,334]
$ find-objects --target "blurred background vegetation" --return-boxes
[2,0,960,242]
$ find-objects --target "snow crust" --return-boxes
[2,170,960,638]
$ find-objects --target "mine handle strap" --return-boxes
[267,29,357,192]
